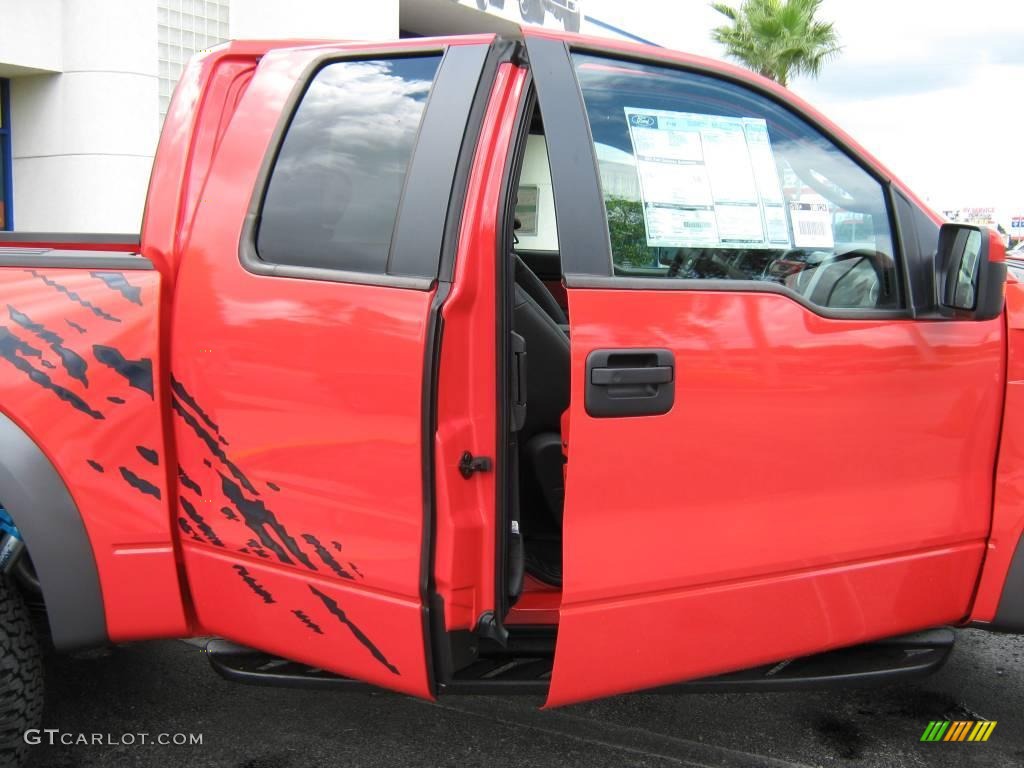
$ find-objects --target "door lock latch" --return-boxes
[459,451,492,479]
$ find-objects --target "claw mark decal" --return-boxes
[349,562,364,579]
[171,375,228,445]
[87,460,104,473]
[292,610,324,634]
[107,396,125,404]
[8,305,89,386]
[309,585,399,675]
[301,533,353,580]
[41,360,55,369]
[178,466,202,496]
[233,565,275,604]
[90,272,142,305]
[119,466,161,499]
[172,398,258,495]
[137,446,159,466]
[219,473,315,569]
[331,541,343,552]
[177,517,203,542]
[65,319,86,334]
[26,270,120,323]
[180,496,223,547]
[245,539,270,559]
[220,506,238,521]
[266,481,280,492]
[93,345,153,397]
[0,328,104,419]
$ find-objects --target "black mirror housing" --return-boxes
[936,223,1006,321]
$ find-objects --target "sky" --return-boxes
[578,0,1024,222]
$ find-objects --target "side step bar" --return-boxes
[205,627,954,695]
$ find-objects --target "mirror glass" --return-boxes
[951,230,982,310]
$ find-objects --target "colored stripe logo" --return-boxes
[920,721,997,742]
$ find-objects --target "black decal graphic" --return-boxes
[267,481,280,492]
[26,270,120,323]
[8,305,89,386]
[301,533,353,580]
[0,328,104,419]
[331,541,343,552]
[245,539,270,559]
[220,506,238,521]
[107,396,125,404]
[170,375,227,444]
[203,458,212,468]
[309,585,399,675]
[178,466,202,496]
[232,564,274,604]
[90,272,142,305]
[349,562,364,579]
[41,360,55,369]
[180,496,223,547]
[220,472,315,569]
[119,466,161,500]
[93,345,153,397]
[172,397,258,494]
[178,516,202,541]
[137,446,159,465]
[65,319,86,334]
[292,610,324,634]
[87,459,104,473]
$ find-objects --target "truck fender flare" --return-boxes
[0,412,107,650]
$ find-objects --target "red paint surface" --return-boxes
[434,63,527,632]
[547,288,1004,705]
[0,266,187,641]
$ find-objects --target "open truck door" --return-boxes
[169,37,491,697]
[523,31,1006,706]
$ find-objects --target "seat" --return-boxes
[512,268,569,584]
[514,254,566,326]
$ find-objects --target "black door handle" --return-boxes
[591,366,673,386]
[585,349,675,417]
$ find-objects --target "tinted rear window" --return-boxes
[257,56,442,274]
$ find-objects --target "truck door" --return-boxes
[170,39,491,697]
[525,34,1005,706]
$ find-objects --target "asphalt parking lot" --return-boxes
[25,628,1023,768]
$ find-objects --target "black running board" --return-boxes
[205,627,954,695]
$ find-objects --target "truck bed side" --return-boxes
[0,241,187,647]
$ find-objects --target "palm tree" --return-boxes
[711,0,841,87]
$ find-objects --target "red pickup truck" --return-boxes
[0,28,1019,760]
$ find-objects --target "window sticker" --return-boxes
[624,108,791,249]
[789,195,835,249]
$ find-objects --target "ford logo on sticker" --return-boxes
[630,114,656,128]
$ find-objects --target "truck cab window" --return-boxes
[256,55,442,274]
[572,54,901,311]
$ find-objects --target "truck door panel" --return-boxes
[171,39,491,697]
[526,33,1004,706]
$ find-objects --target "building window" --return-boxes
[157,0,230,119]
[0,78,11,231]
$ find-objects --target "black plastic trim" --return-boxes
[0,232,140,246]
[420,282,450,696]
[239,43,489,290]
[0,412,107,650]
[522,37,612,277]
[990,532,1024,632]
[0,248,153,270]
[389,44,491,279]
[564,274,910,320]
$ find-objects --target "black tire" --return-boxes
[0,576,43,767]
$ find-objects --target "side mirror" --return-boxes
[937,223,1006,320]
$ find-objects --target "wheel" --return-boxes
[563,9,581,32]
[0,575,43,767]
[519,0,544,24]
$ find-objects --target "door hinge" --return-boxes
[459,451,492,479]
